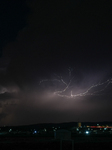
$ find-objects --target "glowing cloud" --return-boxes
[40,68,112,99]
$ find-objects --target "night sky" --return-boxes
[0,0,112,126]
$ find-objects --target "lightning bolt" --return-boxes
[39,69,112,99]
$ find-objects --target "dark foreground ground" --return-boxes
[0,136,112,150]
[1,142,112,150]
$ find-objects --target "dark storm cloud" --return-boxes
[0,92,16,101]
[3,0,112,81]
[0,0,29,48]
[0,113,8,122]
[0,0,112,125]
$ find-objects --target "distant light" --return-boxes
[44,128,47,132]
[76,128,79,131]
[33,130,37,134]
[9,129,12,132]
[86,131,89,134]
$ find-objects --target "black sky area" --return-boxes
[0,0,112,126]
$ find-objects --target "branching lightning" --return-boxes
[39,68,112,98]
